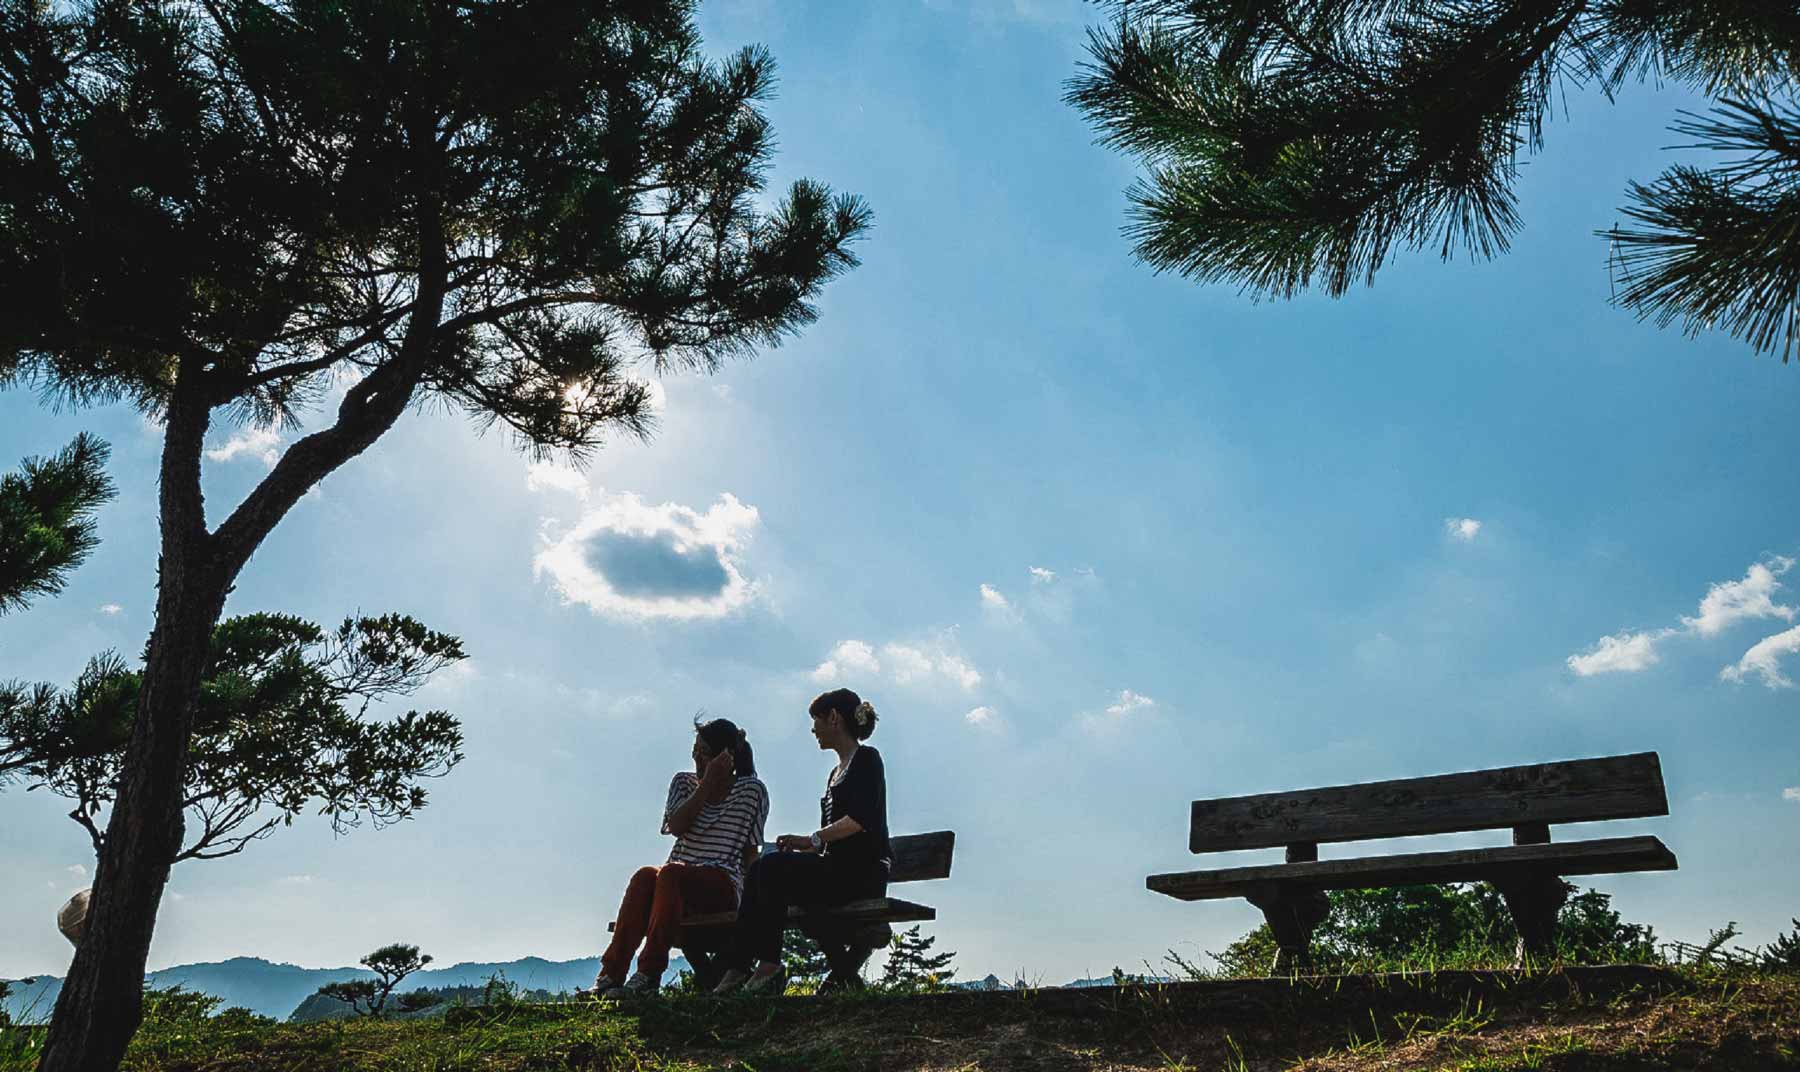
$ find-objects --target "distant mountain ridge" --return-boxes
[4,956,1147,1022]
[3,954,670,1023]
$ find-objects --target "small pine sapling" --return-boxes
[314,944,433,1017]
[880,925,957,991]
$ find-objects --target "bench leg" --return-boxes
[1495,873,1568,968]
[1245,887,1330,975]
[818,940,873,993]
[805,921,888,993]
[680,948,727,993]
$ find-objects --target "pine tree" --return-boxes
[782,929,831,987]
[314,944,434,1018]
[1,613,465,859]
[0,435,115,615]
[880,925,957,990]
[1,5,867,1068]
[1067,1,1800,356]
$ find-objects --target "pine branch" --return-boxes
[0,434,115,614]
[1603,99,1800,356]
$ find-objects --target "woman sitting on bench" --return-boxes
[594,716,768,997]
[713,687,891,995]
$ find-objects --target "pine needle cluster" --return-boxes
[0,435,115,615]
[1068,0,1800,355]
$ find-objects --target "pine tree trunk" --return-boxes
[37,397,225,1072]
[36,208,445,1072]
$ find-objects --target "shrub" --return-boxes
[1760,920,1800,972]
[1200,882,1659,975]
[880,926,958,992]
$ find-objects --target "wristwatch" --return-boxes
[809,832,824,852]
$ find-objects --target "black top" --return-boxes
[820,745,891,873]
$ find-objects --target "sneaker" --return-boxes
[590,973,624,997]
[620,970,660,996]
[712,968,751,995]
[741,965,787,996]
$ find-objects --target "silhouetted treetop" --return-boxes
[0,612,465,862]
[1,0,870,466]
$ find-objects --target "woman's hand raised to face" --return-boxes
[699,749,735,802]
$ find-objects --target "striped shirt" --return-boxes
[662,771,769,895]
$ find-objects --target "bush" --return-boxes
[880,926,958,992]
[139,984,225,1027]
[1761,920,1800,972]
[1199,882,1659,976]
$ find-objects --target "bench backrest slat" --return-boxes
[890,830,955,883]
[760,830,954,883]
[1188,752,1667,853]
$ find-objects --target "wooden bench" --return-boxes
[1146,752,1677,972]
[612,831,955,991]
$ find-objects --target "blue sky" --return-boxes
[3,0,1798,984]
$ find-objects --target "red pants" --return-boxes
[601,863,738,980]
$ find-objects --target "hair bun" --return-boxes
[854,701,876,726]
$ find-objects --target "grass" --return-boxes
[2,966,1797,1071]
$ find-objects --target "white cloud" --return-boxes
[205,425,281,466]
[882,643,937,684]
[1721,624,1800,689]
[936,653,982,691]
[533,491,761,621]
[1080,689,1158,735]
[525,461,589,498]
[1104,689,1155,718]
[979,583,1012,612]
[1783,787,1800,802]
[1444,517,1482,542]
[1029,566,1057,584]
[66,864,87,880]
[964,705,998,728]
[276,874,316,886]
[811,640,881,684]
[810,636,981,691]
[1568,556,1800,680]
[98,603,122,616]
[1566,631,1664,677]
[1684,557,1796,637]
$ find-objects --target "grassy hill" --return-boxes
[3,965,1795,1071]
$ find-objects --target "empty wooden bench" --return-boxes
[1146,752,1677,972]
[613,830,955,991]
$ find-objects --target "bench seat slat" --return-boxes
[1148,835,1677,902]
[1188,752,1668,853]
[605,897,937,933]
[682,897,937,928]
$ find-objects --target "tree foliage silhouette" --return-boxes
[315,944,434,1018]
[782,929,831,987]
[1,3,867,1068]
[1208,882,1657,975]
[1068,0,1800,356]
[0,435,115,615]
[0,612,465,859]
[880,925,957,990]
